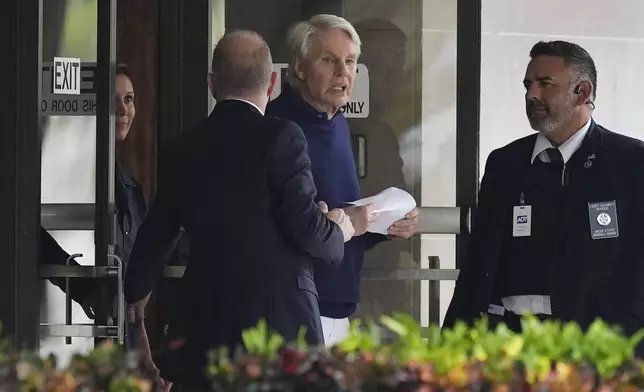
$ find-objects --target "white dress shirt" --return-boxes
[531,118,592,164]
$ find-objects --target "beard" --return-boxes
[526,99,574,137]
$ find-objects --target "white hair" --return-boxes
[285,14,362,86]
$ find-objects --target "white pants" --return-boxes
[320,316,350,347]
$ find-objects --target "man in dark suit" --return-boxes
[444,41,644,353]
[124,30,354,387]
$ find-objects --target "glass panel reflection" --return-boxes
[40,0,98,365]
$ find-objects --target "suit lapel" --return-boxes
[567,121,604,189]
[505,134,540,205]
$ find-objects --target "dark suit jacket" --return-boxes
[124,100,345,383]
[444,121,644,353]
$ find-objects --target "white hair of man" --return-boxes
[285,14,362,86]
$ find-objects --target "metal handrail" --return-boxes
[64,253,82,344]
[39,265,119,278]
[40,205,472,234]
[417,206,471,235]
[41,249,461,344]
[162,266,459,281]
[107,253,125,345]
[40,203,94,230]
[362,268,459,281]
[40,324,119,339]
[39,253,124,344]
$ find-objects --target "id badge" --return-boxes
[513,205,532,237]
[588,200,619,239]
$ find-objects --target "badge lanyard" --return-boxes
[513,192,531,237]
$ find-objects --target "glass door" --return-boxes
[213,0,465,329]
[38,0,119,364]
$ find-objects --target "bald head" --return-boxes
[210,30,273,100]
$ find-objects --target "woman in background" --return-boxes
[42,64,147,318]
[41,66,186,389]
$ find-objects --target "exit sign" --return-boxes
[52,57,81,95]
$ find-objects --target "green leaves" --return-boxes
[0,314,640,391]
[336,318,381,354]
[216,315,644,390]
[241,319,285,360]
[380,313,430,362]
[579,318,637,378]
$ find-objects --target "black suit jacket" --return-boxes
[124,100,345,382]
[444,122,644,350]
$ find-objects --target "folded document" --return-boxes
[348,187,417,235]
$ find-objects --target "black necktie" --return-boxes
[545,148,563,163]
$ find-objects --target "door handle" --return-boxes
[40,253,124,345]
[65,253,83,344]
[107,253,124,345]
[352,135,367,179]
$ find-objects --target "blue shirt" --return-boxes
[267,84,385,318]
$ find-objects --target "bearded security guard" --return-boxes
[444,40,644,356]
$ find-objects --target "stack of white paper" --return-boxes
[348,187,417,235]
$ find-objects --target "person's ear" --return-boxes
[267,71,278,98]
[574,80,593,106]
[294,59,305,80]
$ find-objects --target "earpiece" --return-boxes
[574,83,596,109]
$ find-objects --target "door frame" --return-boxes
[0,0,43,349]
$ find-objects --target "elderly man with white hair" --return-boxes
[267,14,420,346]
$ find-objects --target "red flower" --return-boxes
[280,348,304,374]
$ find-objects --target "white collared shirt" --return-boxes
[220,98,264,115]
[531,118,592,164]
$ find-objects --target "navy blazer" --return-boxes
[444,121,644,354]
[124,100,345,383]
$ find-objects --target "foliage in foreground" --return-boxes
[205,314,644,392]
[0,339,151,392]
[0,314,642,391]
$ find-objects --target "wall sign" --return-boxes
[42,61,96,116]
[52,57,81,95]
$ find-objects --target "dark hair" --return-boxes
[116,63,130,78]
[210,30,272,98]
[530,41,597,100]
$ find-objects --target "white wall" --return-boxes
[480,0,644,173]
